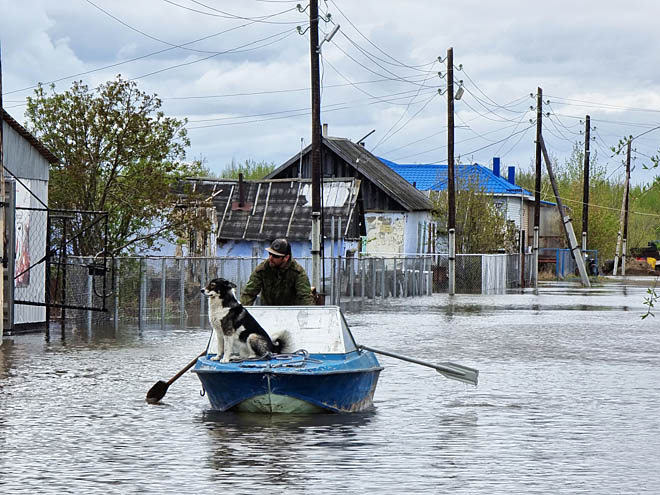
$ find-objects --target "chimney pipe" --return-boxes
[238,172,245,207]
[508,166,515,185]
[322,123,328,137]
[493,157,500,177]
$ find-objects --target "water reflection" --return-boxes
[199,410,375,489]
[2,281,660,493]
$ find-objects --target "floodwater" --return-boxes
[1,279,660,494]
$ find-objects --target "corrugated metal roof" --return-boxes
[179,177,363,241]
[382,160,557,205]
[2,110,59,164]
[325,138,431,211]
[265,137,432,212]
[381,160,530,195]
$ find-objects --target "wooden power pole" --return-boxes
[582,115,590,251]
[540,137,590,287]
[622,139,631,276]
[613,139,631,276]
[533,87,542,288]
[309,0,322,293]
[447,47,456,295]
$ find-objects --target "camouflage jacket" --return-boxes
[239,259,314,306]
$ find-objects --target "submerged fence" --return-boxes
[59,253,536,325]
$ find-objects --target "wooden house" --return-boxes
[265,134,434,256]
[176,176,364,259]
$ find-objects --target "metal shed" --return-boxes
[2,110,57,333]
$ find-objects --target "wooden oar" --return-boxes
[146,351,207,403]
[359,345,479,386]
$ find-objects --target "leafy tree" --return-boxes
[431,175,517,254]
[25,76,209,255]
[221,158,276,179]
[516,142,660,260]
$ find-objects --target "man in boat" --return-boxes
[240,238,314,306]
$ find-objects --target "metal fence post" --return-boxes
[87,272,93,331]
[392,258,397,298]
[237,259,242,295]
[427,256,432,295]
[161,258,166,327]
[114,258,120,328]
[346,257,355,302]
[360,256,365,303]
[381,258,386,299]
[179,258,185,326]
[200,258,207,321]
[139,258,147,323]
[336,254,342,306]
[403,257,408,297]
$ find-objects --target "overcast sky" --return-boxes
[2,0,660,186]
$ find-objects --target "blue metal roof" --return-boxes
[379,159,529,195]
[380,158,558,206]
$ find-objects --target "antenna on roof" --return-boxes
[355,129,375,146]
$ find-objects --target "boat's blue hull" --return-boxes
[193,350,382,413]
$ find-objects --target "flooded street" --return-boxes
[1,279,660,494]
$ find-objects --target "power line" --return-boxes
[131,29,295,81]
[161,74,436,100]
[372,91,439,151]
[456,124,535,160]
[541,192,660,219]
[160,0,300,24]
[328,0,434,71]
[329,36,436,87]
[185,88,438,129]
[372,61,439,150]
[390,121,532,162]
[4,22,271,96]
[186,87,437,123]
[460,93,530,124]
[547,94,660,114]
[85,0,236,54]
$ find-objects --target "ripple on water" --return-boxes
[2,282,660,493]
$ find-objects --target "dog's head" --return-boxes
[202,278,237,299]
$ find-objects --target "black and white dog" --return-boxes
[201,278,288,362]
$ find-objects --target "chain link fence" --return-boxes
[58,253,534,326]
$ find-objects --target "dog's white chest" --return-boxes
[208,298,230,330]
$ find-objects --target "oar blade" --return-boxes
[146,380,169,404]
[435,362,479,386]
[360,345,479,386]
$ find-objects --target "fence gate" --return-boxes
[13,207,112,327]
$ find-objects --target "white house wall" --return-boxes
[404,211,433,254]
[364,211,432,256]
[505,196,523,228]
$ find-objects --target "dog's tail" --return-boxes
[270,329,293,354]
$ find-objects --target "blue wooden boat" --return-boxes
[192,306,383,413]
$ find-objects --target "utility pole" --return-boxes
[309,0,322,296]
[582,115,590,252]
[622,139,631,276]
[533,87,542,289]
[447,47,456,296]
[613,139,631,276]
[540,137,590,287]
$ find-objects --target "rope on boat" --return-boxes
[237,349,322,369]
